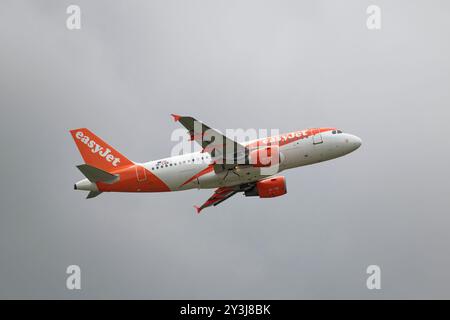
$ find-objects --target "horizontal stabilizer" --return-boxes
[76,164,119,184]
[86,191,102,199]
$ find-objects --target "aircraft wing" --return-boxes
[171,114,248,165]
[194,183,255,213]
[194,187,238,213]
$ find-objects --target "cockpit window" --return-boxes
[332,130,336,134]
[337,130,342,134]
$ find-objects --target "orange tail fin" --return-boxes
[70,128,133,172]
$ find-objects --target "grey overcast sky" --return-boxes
[0,0,449,299]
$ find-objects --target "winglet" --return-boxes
[171,114,181,122]
[193,205,202,214]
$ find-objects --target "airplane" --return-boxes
[71,114,362,213]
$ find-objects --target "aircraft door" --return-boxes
[312,128,323,145]
[136,165,147,182]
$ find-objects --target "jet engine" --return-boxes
[245,176,287,198]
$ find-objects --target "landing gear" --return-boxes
[223,165,241,181]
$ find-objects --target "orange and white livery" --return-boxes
[71,115,362,213]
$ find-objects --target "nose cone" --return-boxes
[351,135,362,150]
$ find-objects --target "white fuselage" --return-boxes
[138,130,362,191]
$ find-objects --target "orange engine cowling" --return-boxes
[252,176,287,198]
[249,145,283,167]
